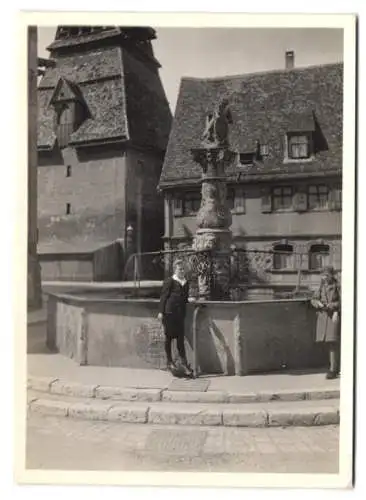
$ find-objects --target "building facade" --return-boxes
[159,57,342,297]
[37,26,172,281]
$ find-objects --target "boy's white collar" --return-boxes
[172,274,187,286]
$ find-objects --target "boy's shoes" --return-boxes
[180,360,194,377]
[167,360,194,378]
[166,361,177,372]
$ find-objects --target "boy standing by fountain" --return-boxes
[158,259,194,377]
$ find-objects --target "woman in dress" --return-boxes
[158,259,194,376]
[311,266,341,379]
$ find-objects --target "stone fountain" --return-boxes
[43,97,327,375]
[191,98,236,300]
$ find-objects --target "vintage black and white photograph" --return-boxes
[20,13,356,488]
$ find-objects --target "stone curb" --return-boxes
[28,397,340,428]
[27,376,340,405]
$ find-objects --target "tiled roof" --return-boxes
[159,63,343,187]
[38,48,122,88]
[37,89,56,149]
[69,79,128,144]
[122,50,172,151]
[37,43,171,150]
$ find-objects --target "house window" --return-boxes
[56,104,74,149]
[309,244,330,271]
[66,203,71,215]
[183,191,201,216]
[287,134,312,159]
[239,153,254,166]
[66,165,72,177]
[273,244,294,270]
[308,185,329,210]
[272,187,293,211]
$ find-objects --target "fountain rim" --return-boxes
[46,291,309,307]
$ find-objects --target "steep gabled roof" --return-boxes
[37,41,172,151]
[159,62,343,187]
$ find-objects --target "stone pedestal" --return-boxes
[191,146,235,300]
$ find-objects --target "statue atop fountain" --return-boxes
[191,97,236,300]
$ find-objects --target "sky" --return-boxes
[38,27,343,113]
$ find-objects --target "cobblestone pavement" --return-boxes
[26,414,339,473]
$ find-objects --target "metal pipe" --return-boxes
[192,304,203,378]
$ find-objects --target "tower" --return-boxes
[37,26,172,280]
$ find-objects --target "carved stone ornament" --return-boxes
[201,98,233,148]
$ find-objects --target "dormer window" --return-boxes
[49,78,88,149]
[55,104,75,148]
[285,110,316,162]
[287,133,312,159]
[239,152,255,166]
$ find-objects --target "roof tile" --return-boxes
[159,63,343,186]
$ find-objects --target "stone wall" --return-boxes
[38,145,127,244]
[39,241,123,282]
[47,294,327,374]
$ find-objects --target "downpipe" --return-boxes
[192,303,205,378]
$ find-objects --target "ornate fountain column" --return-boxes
[191,98,235,300]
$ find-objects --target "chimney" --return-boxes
[285,50,295,70]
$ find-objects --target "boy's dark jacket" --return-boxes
[159,277,189,316]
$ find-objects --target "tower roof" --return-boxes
[37,28,172,152]
[47,26,156,55]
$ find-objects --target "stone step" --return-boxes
[27,375,340,405]
[27,390,339,428]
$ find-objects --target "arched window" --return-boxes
[273,244,294,270]
[309,244,330,270]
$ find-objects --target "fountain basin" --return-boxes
[46,290,327,374]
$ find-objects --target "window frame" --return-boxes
[307,184,329,211]
[182,191,201,216]
[239,152,255,166]
[272,186,293,212]
[284,132,314,163]
[287,133,312,159]
[273,243,294,271]
[308,243,330,271]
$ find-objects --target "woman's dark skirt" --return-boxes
[163,313,185,340]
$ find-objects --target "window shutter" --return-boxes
[234,189,245,213]
[173,197,183,217]
[293,190,308,212]
[261,188,272,213]
[333,189,342,211]
[328,190,335,210]
[328,189,342,211]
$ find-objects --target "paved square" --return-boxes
[145,428,208,455]
[168,379,210,392]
